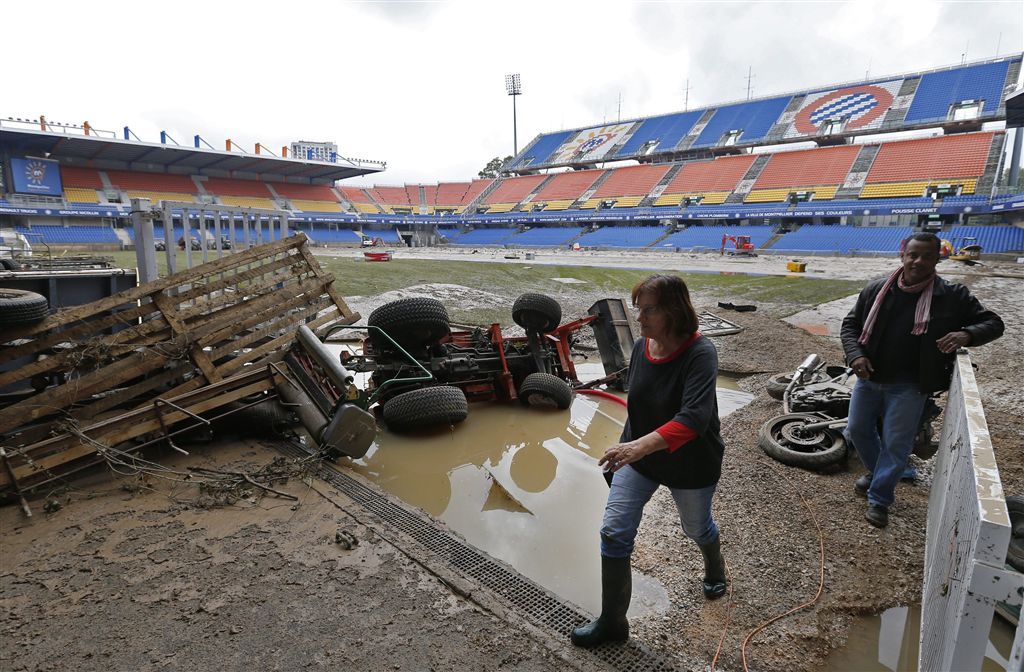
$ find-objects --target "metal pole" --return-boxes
[130,198,158,283]
[512,93,518,156]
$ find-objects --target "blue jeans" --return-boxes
[600,464,719,558]
[845,379,928,509]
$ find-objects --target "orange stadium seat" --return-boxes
[60,166,104,188]
[270,182,338,201]
[865,131,995,183]
[753,145,859,189]
[483,174,547,205]
[531,169,605,203]
[664,155,757,194]
[593,164,672,198]
[106,170,198,193]
[204,177,274,198]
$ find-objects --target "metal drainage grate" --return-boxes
[282,441,675,672]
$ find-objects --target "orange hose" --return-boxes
[740,463,826,671]
[576,388,627,407]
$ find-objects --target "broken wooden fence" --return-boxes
[0,233,358,496]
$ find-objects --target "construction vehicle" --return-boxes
[940,236,982,264]
[720,234,757,256]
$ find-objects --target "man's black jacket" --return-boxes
[840,275,1004,392]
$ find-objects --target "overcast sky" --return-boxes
[6,0,1022,186]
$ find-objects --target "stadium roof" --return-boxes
[0,126,386,182]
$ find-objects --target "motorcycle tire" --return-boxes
[766,371,830,400]
[758,413,847,470]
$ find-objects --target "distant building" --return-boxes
[289,140,338,163]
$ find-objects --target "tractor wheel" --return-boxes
[0,289,49,326]
[766,371,830,400]
[758,413,847,470]
[518,373,573,410]
[382,386,468,433]
[0,259,16,271]
[512,293,561,333]
[368,297,450,350]
[1006,495,1024,572]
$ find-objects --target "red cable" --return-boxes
[576,388,627,407]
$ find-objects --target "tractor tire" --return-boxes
[382,386,468,433]
[1006,495,1024,572]
[368,297,450,350]
[0,289,49,326]
[0,259,16,271]
[758,413,847,470]
[766,371,830,400]
[518,373,573,410]
[512,293,561,333]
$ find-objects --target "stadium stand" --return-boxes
[586,164,672,207]
[436,227,463,241]
[683,97,792,149]
[771,226,913,253]
[511,131,575,169]
[746,145,860,202]
[269,182,345,212]
[338,186,381,214]
[655,155,758,206]
[203,177,277,209]
[506,226,586,246]
[104,169,198,205]
[904,60,1012,123]
[448,227,518,245]
[612,111,704,157]
[433,180,492,212]
[60,166,105,188]
[530,170,605,211]
[481,174,548,211]
[16,225,119,245]
[659,225,775,250]
[575,225,667,248]
[944,225,1024,253]
[370,186,414,213]
[860,131,996,197]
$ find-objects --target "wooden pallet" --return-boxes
[0,233,358,494]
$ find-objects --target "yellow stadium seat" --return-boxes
[353,202,381,214]
[700,192,730,205]
[578,198,602,210]
[745,189,791,203]
[484,203,516,213]
[654,194,684,207]
[542,200,574,211]
[218,196,278,209]
[611,196,643,208]
[127,190,196,204]
[64,187,99,203]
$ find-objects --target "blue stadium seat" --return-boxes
[691,97,792,148]
[771,226,913,254]
[659,225,775,250]
[15,225,120,245]
[945,226,1024,253]
[510,131,575,168]
[904,60,1012,123]
[436,227,462,241]
[449,228,518,245]
[506,227,585,247]
[612,111,704,158]
[576,226,667,248]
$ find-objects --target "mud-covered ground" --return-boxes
[2,249,1021,671]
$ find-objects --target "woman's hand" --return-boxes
[600,439,655,472]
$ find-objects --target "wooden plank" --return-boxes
[297,244,358,321]
[68,362,196,421]
[5,374,280,485]
[208,299,332,361]
[217,309,355,376]
[0,345,174,435]
[152,294,221,384]
[0,235,306,341]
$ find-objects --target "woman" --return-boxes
[571,274,727,648]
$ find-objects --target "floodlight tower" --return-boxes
[505,73,522,156]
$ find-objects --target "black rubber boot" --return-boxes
[570,556,631,648]
[699,536,727,600]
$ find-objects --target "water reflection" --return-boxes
[347,383,753,617]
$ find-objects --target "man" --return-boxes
[840,232,1003,528]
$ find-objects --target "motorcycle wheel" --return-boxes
[758,413,847,470]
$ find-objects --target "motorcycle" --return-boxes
[759,354,939,470]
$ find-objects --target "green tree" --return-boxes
[478,156,513,179]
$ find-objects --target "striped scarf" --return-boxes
[857,267,935,346]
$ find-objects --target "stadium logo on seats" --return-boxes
[25,160,48,186]
[792,84,897,135]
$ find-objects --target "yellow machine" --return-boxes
[941,236,983,264]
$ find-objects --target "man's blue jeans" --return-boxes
[845,379,928,509]
[600,464,719,558]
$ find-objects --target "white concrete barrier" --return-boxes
[920,352,1023,671]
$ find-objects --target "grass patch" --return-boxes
[100,250,863,314]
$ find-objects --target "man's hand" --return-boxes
[850,356,873,380]
[936,330,971,354]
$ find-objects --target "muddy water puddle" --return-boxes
[345,371,753,618]
[818,605,1016,671]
